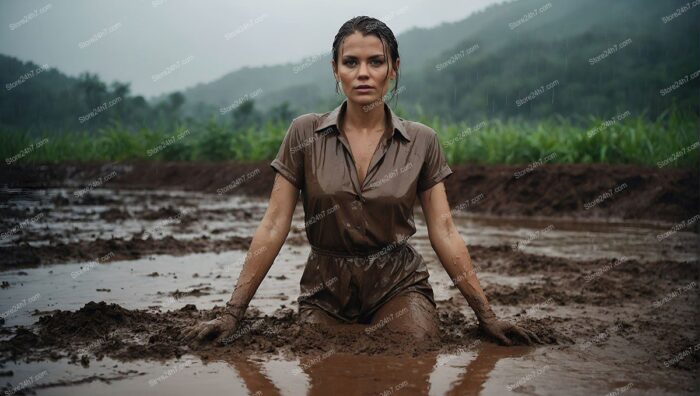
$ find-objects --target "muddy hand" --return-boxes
[179,315,239,345]
[479,318,542,346]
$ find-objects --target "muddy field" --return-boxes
[0,162,698,395]
[1,160,697,222]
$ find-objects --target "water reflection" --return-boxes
[223,343,533,395]
[228,357,282,395]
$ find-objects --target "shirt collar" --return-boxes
[313,98,411,142]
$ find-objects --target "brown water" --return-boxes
[0,188,697,395]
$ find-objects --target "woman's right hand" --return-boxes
[179,313,241,345]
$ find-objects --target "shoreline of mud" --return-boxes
[1,161,697,223]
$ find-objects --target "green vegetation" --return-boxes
[434,106,698,167]
[1,118,285,164]
[3,105,696,168]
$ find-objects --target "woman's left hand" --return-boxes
[479,317,542,346]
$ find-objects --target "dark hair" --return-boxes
[332,16,401,107]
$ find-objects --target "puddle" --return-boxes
[1,343,694,395]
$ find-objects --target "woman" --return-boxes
[181,16,541,346]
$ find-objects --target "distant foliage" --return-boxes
[1,106,696,168]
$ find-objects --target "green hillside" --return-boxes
[175,0,699,122]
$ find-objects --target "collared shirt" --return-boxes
[270,98,453,255]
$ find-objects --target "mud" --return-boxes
[0,367,146,395]
[1,164,697,272]
[0,299,563,367]
[1,161,696,222]
[0,235,252,270]
[473,246,698,306]
[0,162,698,394]
[1,244,696,373]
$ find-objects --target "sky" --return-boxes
[0,0,503,99]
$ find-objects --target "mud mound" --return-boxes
[0,235,252,269]
[0,302,567,366]
[37,301,138,338]
[461,244,699,308]
[0,327,40,361]
[166,286,213,298]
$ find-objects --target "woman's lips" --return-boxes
[354,86,375,93]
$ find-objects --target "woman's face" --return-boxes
[333,31,399,108]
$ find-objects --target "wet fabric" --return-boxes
[298,242,436,324]
[270,98,453,323]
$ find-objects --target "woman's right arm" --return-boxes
[180,173,300,344]
[225,173,301,318]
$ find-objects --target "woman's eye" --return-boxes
[344,59,383,67]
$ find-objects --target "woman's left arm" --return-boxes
[418,182,541,346]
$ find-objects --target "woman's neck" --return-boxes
[342,98,387,135]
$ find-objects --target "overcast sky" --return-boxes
[1,0,503,99]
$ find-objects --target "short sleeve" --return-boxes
[417,131,453,192]
[270,118,305,190]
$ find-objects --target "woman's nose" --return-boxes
[358,61,370,76]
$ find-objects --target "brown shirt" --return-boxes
[270,98,453,256]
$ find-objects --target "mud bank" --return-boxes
[1,161,696,222]
[0,300,564,366]
[1,235,252,270]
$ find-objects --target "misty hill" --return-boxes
[1,0,697,132]
[173,0,699,122]
[0,54,186,132]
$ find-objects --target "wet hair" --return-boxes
[332,16,401,107]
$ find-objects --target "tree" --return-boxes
[232,100,262,131]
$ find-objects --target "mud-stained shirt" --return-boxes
[270,98,453,256]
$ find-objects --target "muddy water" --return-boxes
[0,188,266,248]
[0,188,697,395]
[421,211,698,264]
[6,346,682,396]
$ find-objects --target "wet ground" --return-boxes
[0,186,698,395]
[1,161,697,223]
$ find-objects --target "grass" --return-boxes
[1,109,697,168]
[420,106,698,167]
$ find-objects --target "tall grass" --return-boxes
[1,110,697,167]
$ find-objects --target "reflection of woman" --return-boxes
[182,16,539,346]
[226,345,530,395]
